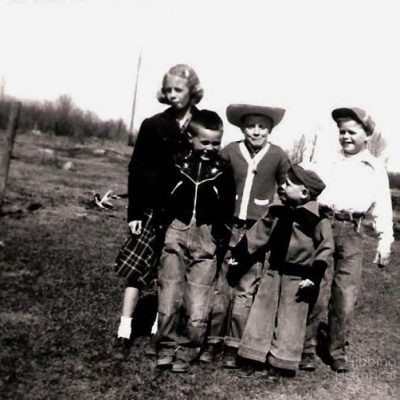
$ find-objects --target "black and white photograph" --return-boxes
[0,0,399,399]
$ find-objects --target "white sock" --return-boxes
[117,316,132,339]
[151,313,158,335]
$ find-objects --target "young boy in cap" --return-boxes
[200,104,290,367]
[155,110,235,373]
[229,164,334,377]
[300,107,393,373]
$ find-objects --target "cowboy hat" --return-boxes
[226,104,285,129]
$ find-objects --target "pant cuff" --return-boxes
[224,337,240,348]
[268,352,298,371]
[207,336,224,345]
[238,346,267,363]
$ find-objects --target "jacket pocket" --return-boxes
[254,198,269,206]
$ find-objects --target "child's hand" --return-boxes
[128,220,142,235]
[299,279,315,289]
[296,279,317,303]
[228,257,239,266]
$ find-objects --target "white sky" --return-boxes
[1,0,400,170]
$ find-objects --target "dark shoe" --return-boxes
[331,359,350,373]
[236,361,266,378]
[156,355,174,369]
[199,343,219,363]
[145,337,157,357]
[266,366,296,381]
[113,337,131,361]
[222,347,238,369]
[299,353,316,372]
[172,359,190,373]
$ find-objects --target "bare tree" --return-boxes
[367,130,387,158]
[288,133,306,164]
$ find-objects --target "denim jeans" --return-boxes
[238,268,309,370]
[156,219,217,361]
[205,259,232,345]
[303,220,363,361]
[223,224,265,348]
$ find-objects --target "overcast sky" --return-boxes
[1,0,400,170]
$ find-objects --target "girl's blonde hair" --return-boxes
[157,64,204,105]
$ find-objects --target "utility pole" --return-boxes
[0,102,21,213]
[128,46,142,143]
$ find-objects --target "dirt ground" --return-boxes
[1,133,399,399]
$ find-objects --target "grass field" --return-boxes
[1,133,399,399]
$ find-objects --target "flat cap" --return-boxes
[332,107,375,136]
[288,164,326,198]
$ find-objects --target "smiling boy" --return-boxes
[301,107,394,373]
[155,110,235,373]
[200,104,290,367]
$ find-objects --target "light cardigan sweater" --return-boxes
[220,141,289,221]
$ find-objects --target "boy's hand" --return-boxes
[297,279,317,303]
[128,220,142,235]
[228,257,239,266]
[373,250,390,269]
[299,279,315,289]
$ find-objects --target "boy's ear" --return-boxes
[187,131,194,142]
[301,187,310,200]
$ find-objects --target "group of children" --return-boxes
[115,64,393,378]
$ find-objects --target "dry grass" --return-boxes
[0,132,399,399]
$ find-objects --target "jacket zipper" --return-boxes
[191,160,202,224]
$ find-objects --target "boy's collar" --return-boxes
[292,200,320,216]
[338,148,376,169]
[244,139,269,156]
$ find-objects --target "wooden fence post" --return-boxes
[0,102,21,212]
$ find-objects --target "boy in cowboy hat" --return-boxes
[300,107,393,373]
[231,164,333,377]
[200,104,290,367]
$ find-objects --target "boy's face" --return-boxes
[240,114,273,149]
[163,74,191,110]
[278,175,308,205]
[191,128,222,160]
[337,118,369,155]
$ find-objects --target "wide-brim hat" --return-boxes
[332,107,375,136]
[226,104,285,129]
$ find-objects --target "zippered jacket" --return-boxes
[164,150,236,230]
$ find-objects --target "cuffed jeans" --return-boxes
[238,268,309,370]
[205,260,232,345]
[156,219,217,361]
[224,224,265,348]
[303,220,363,362]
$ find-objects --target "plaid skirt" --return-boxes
[114,210,162,289]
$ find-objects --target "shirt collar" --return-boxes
[338,148,376,169]
[295,200,320,216]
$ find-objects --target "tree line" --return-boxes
[0,95,129,142]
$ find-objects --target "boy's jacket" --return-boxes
[232,201,334,284]
[164,150,235,229]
